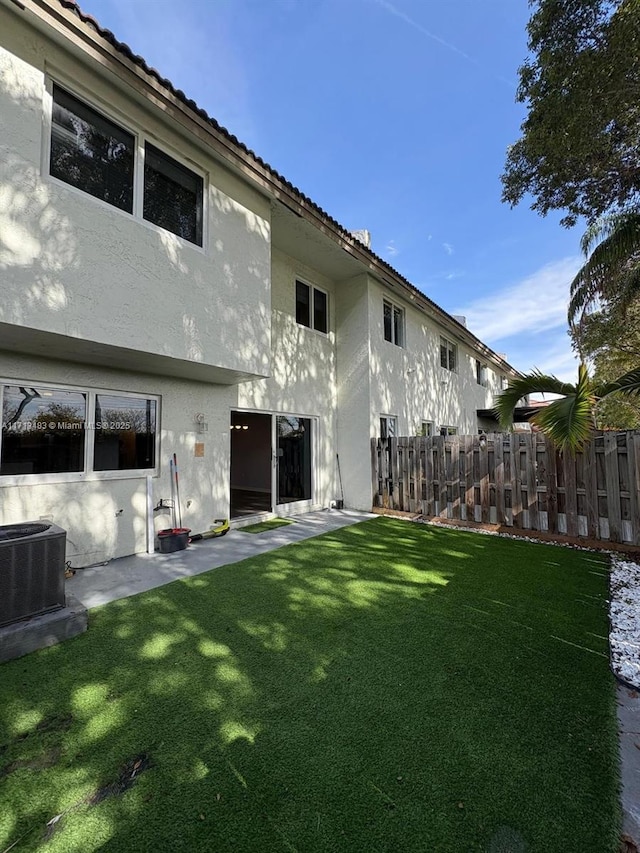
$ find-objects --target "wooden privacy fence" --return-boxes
[371,431,640,545]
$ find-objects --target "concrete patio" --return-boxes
[68,509,374,609]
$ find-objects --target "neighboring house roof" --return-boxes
[23,0,519,375]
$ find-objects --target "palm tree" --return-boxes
[568,210,640,335]
[495,363,640,454]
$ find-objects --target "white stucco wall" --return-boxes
[0,352,234,563]
[235,248,338,509]
[367,278,506,437]
[0,10,271,378]
[335,274,373,510]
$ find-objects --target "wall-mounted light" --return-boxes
[194,412,208,434]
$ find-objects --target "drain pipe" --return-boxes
[146,475,154,554]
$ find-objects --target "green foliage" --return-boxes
[571,298,640,428]
[0,520,620,851]
[496,362,640,453]
[568,210,640,326]
[502,0,640,226]
[239,518,294,534]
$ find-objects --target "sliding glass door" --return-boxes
[230,411,315,519]
[276,415,312,507]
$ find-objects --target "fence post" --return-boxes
[604,433,622,542]
[524,434,538,530]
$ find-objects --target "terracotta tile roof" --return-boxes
[51,0,518,373]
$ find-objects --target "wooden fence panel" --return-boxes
[631,435,640,545]
[451,437,461,519]
[464,435,474,522]
[604,432,622,542]
[479,439,490,523]
[494,436,505,525]
[436,437,447,517]
[425,438,434,517]
[371,431,640,545]
[563,452,579,537]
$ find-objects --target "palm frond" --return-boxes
[580,211,640,257]
[494,371,576,429]
[530,391,594,454]
[569,210,640,325]
[596,366,640,399]
[618,263,640,310]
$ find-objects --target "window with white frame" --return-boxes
[295,280,328,333]
[439,425,458,436]
[419,421,433,436]
[49,83,204,246]
[501,375,509,391]
[475,359,488,386]
[440,337,457,371]
[383,300,405,347]
[380,416,397,439]
[0,383,158,479]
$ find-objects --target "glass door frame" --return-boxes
[230,408,318,517]
[273,413,316,516]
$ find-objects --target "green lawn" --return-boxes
[239,518,294,534]
[0,518,620,852]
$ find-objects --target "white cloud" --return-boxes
[386,240,398,257]
[443,242,454,256]
[531,344,580,384]
[455,256,582,343]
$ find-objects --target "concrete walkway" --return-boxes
[68,509,374,609]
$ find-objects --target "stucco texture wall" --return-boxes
[0,352,234,563]
[367,278,503,436]
[0,11,271,378]
[335,274,372,511]
[235,249,338,508]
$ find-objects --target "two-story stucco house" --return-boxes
[0,0,519,564]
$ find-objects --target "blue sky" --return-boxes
[79,0,583,381]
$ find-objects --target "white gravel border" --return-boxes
[609,556,640,689]
[411,517,640,690]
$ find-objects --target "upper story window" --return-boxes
[49,84,204,247]
[475,359,488,386]
[440,337,457,372]
[296,280,328,333]
[500,375,509,391]
[439,425,458,436]
[383,300,405,347]
[144,143,203,245]
[50,84,135,213]
[0,383,158,480]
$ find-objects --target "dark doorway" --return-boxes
[230,412,272,518]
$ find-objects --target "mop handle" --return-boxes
[169,457,177,529]
[173,452,183,529]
